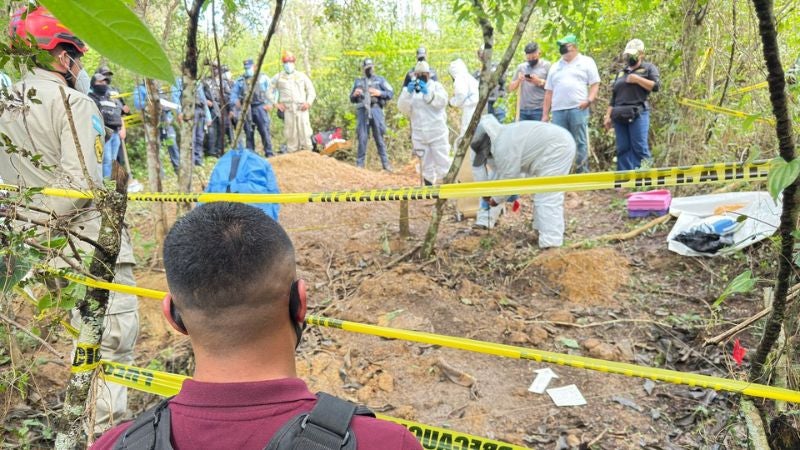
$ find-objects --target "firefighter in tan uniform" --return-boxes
[272,52,316,151]
[2,7,139,434]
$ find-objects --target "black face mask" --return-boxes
[419,74,429,82]
[93,84,109,95]
[627,55,639,66]
[364,67,373,77]
[528,59,538,67]
[417,56,425,62]
[559,44,570,55]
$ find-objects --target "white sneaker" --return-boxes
[474,208,491,229]
[487,204,504,228]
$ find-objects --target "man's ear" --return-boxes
[289,279,307,323]
[162,293,188,335]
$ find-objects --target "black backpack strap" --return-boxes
[264,393,374,450]
[113,397,174,450]
[225,153,243,193]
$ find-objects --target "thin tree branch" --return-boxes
[0,312,63,358]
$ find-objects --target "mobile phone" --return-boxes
[524,73,532,79]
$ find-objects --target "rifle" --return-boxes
[361,77,372,121]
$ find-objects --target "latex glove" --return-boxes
[406,83,416,94]
[418,80,428,95]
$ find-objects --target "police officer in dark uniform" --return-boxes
[89,72,125,178]
[96,65,130,115]
[402,47,438,88]
[202,65,223,157]
[350,58,394,171]
[230,59,273,156]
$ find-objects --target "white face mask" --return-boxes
[74,69,91,95]
[283,63,295,74]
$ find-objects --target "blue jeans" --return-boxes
[614,109,650,171]
[551,108,589,173]
[102,131,121,178]
[519,108,543,121]
[356,107,390,168]
[192,111,206,166]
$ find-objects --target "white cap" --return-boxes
[624,39,645,55]
[414,61,431,74]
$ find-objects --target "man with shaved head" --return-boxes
[93,203,421,449]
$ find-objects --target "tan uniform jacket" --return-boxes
[272,71,316,151]
[0,68,136,312]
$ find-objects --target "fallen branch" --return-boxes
[704,307,772,346]
[382,243,422,271]
[569,214,672,249]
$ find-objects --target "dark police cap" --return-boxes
[362,58,374,68]
[524,42,539,54]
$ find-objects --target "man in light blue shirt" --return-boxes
[542,34,600,173]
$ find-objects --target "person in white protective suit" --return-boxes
[448,58,479,137]
[398,61,451,185]
[470,114,576,248]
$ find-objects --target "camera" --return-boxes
[413,80,422,93]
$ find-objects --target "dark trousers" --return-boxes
[356,106,389,168]
[245,104,273,156]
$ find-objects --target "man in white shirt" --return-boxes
[542,34,600,173]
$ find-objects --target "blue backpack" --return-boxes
[205,149,280,220]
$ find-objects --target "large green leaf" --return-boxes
[767,156,800,201]
[713,270,756,309]
[37,0,173,82]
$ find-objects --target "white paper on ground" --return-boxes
[528,368,559,394]
[546,384,587,406]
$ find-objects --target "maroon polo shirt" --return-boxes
[91,378,422,450]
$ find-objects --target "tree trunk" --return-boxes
[143,78,167,265]
[177,0,207,214]
[420,0,538,259]
[748,0,799,386]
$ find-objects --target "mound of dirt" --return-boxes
[269,151,417,192]
[531,248,629,305]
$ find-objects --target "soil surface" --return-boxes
[1,151,778,449]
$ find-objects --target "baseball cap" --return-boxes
[623,39,645,55]
[362,58,374,68]
[97,65,113,76]
[243,59,254,68]
[524,42,539,54]
[90,72,108,86]
[416,47,427,59]
[557,34,578,46]
[414,61,431,74]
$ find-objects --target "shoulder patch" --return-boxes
[91,115,104,136]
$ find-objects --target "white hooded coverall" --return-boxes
[398,78,451,184]
[472,115,576,247]
[448,58,479,137]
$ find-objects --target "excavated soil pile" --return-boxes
[532,248,630,305]
[268,151,423,240]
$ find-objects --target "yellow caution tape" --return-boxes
[343,48,473,57]
[111,91,134,99]
[679,98,775,125]
[729,81,768,96]
[71,342,101,373]
[695,47,714,78]
[0,160,771,205]
[58,274,800,404]
[99,360,527,449]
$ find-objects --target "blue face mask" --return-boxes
[283,63,295,74]
[74,69,91,95]
[245,67,254,77]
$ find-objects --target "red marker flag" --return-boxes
[733,339,746,366]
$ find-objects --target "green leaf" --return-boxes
[37,0,173,82]
[559,337,580,349]
[1,255,30,294]
[39,236,68,250]
[37,293,55,312]
[767,157,800,201]
[713,270,756,308]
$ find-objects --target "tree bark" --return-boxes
[176,0,207,213]
[420,0,538,259]
[748,0,799,384]
[53,90,128,448]
[143,78,167,265]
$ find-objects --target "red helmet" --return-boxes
[281,51,296,63]
[10,7,88,54]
